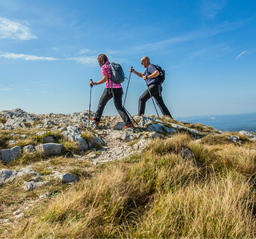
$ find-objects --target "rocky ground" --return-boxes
[0,108,255,236]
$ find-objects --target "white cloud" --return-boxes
[0,52,60,61]
[201,0,226,19]
[235,50,248,60]
[0,87,14,90]
[67,56,97,65]
[130,21,241,53]
[78,49,90,54]
[0,17,37,40]
[187,42,234,59]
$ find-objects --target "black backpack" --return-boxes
[147,64,165,84]
[108,62,125,84]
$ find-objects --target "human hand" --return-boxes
[130,67,134,72]
[89,80,94,86]
[142,75,147,80]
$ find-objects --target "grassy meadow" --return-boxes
[1,132,254,238]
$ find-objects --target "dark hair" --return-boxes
[97,54,108,66]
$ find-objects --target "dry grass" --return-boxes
[130,173,255,238]
[1,132,256,238]
[81,131,93,143]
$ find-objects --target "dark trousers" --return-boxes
[138,84,172,118]
[94,88,131,125]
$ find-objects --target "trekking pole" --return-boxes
[123,67,132,107]
[123,106,139,126]
[89,79,93,126]
[146,83,160,118]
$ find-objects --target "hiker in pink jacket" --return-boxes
[90,54,133,129]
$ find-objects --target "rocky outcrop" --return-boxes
[239,131,256,140]
[0,167,39,185]
[2,108,254,168]
[62,126,88,152]
[23,181,49,191]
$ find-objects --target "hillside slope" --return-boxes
[0,109,256,238]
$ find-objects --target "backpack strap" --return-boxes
[104,62,111,94]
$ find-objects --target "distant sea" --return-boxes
[177,113,256,133]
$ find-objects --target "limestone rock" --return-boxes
[114,122,125,130]
[133,138,148,150]
[62,126,88,151]
[0,167,39,185]
[110,129,134,142]
[147,123,165,133]
[138,116,161,128]
[180,148,195,161]
[43,136,54,143]
[9,140,16,146]
[42,119,56,127]
[148,132,162,139]
[23,181,49,191]
[88,136,103,148]
[23,145,36,153]
[0,146,22,163]
[239,131,256,140]
[229,135,241,144]
[58,173,78,183]
[5,118,25,129]
[36,143,63,156]
[39,192,52,199]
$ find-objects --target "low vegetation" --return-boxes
[1,133,252,238]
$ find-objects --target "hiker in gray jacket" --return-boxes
[130,56,173,118]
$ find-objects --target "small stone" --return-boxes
[9,140,16,146]
[229,135,241,144]
[39,192,52,199]
[23,145,36,153]
[35,143,63,156]
[13,209,21,215]
[14,213,24,219]
[148,132,161,139]
[114,122,125,130]
[58,173,77,183]
[23,181,49,191]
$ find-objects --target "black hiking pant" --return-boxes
[94,88,131,125]
[138,84,172,118]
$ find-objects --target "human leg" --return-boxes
[113,88,131,125]
[153,85,173,118]
[94,89,112,121]
[138,88,152,116]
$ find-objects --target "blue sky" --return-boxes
[0,0,255,117]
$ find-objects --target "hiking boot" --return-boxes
[90,117,99,126]
[123,122,134,130]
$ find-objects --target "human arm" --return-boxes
[130,67,144,78]
[89,74,108,86]
[142,70,159,80]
